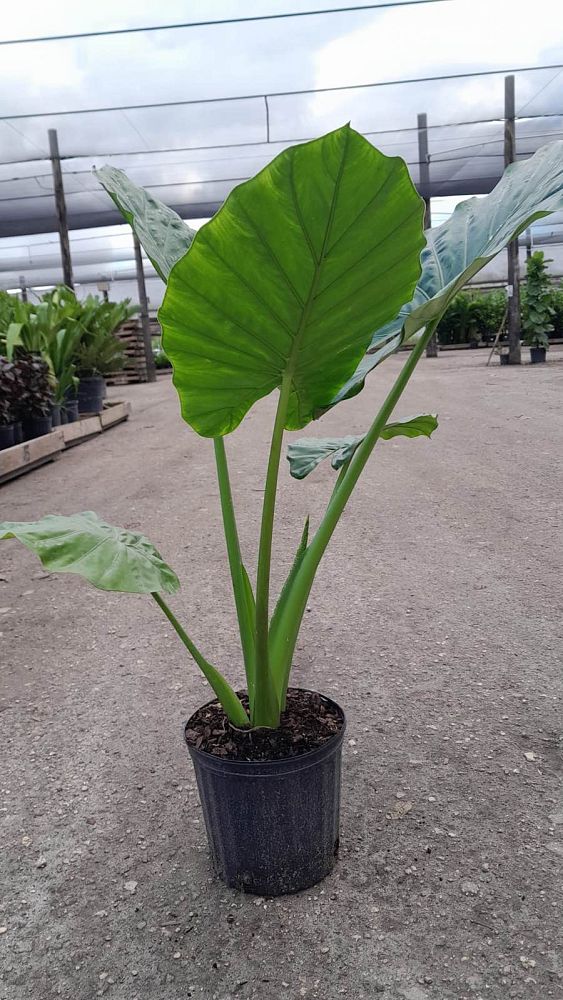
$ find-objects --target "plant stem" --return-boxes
[151,592,249,727]
[253,372,293,726]
[213,437,256,704]
[273,328,435,698]
[329,458,351,502]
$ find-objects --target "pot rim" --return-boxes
[185,688,346,775]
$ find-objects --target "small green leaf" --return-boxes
[287,414,438,479]
[159,125,425,437]
[95,166,195,281]
[0,512,179,594]
[325,140,563,409]
[5,322,23,360]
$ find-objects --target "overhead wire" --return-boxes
[0,112,559,167]
[1,63,561,122]
[0,1,453,46]
[2,148,557,204]
[1,121,561,191]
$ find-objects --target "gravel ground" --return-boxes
[1,349,562,1000]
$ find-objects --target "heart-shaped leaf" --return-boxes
[287,413,438,479]
[0,512,179,594]
[95,166,196,281]
[159,125,425,437]
[324,140,563,410]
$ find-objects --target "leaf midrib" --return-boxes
[284,128,351,388]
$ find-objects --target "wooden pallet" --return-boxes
[106,318,164,385]
[106,319,149,386]
[0,429,65,484]
[0,402,131,485]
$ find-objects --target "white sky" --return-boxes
[0,0,561,289]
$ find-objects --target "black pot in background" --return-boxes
[500,354,510,365]
[13,421,23,445]
[22,413,52,441]
[77,376,105,414]
[51,403,62,427]
[530,346,546,364]
[63,399,79,423]
[186,692,346,896]
[0,423,15,450]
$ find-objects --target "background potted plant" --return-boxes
[2,286,80,425]
[14,354,54,440]
[2,129,562,896]
[522,250,554,363]
[0,286,136,424]
[31,287,82,424]
[73,298,136,413]
[0,357,22,449]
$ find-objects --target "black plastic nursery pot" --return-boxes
[0,423,15,450]
[530,346,546,364]
[51,403,62,427]
[78,376,105,414]
[63,399,79,423]
[22,413,52,440]
[499,353,510,365]
[13,421,23,445]
[185,691,346,896]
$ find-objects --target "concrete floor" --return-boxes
[1,349,562,1000]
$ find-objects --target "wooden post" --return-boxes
[48,129,74,290]
[504,76,521,365]
[133,234,156,383]
[418,113,438,358]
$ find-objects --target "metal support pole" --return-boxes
[418,113,438,358]
[48,129,74,289]
[133,234,156,383]
[504,76,521,364]
[18,275,28,302]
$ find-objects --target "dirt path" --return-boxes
[1,350,562,1000]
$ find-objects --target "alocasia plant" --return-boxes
[2,127,562,729]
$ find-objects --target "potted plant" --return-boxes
[34,287,82,423]
[0,357,21,450]
[73,298,136,413]
[1,286,82,423]
[2,130,563,895]
[522,250,554,363]
[14,354,54,440]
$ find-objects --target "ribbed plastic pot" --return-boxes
[0,423,15,450]
[185,691,345,896]
[22,413,52,440]
[12,421,23,445]
[500,353,510,365]
[530,346,546,364]
[77,376,105,414]
[63,399,79,423]
[51,403,62,427]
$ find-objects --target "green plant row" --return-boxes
[2,128,563,729]
[436,255,563,346]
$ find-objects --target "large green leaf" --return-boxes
[324,140,563,410]
[159,125,425,437]
[0,512,179,594]
[95,166,195,281]
[287,413,438,479]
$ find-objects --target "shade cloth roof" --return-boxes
[1,64,562,237]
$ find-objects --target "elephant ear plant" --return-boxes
[2,128,563,893]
